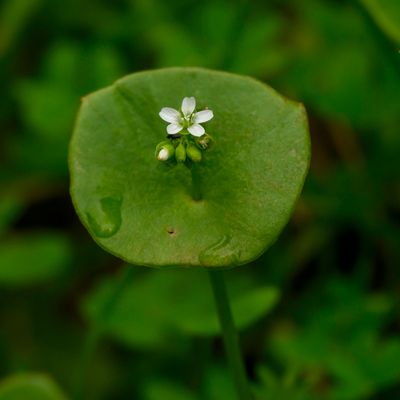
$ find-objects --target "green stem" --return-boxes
[190,164,202,201]
[73,265,134,400]
[220,0,251,71]
[208,270,253,400]
[356,0,400,73]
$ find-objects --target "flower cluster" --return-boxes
[156,97,213,164]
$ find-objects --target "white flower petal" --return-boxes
[188,124,205,137]
[158,148,169,160]
[193,109,213,123]
[159,107,180,123]
[181,97,196,116]
[167,123,183,134]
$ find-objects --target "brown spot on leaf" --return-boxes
[167,227,176,236]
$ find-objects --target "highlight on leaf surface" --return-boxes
[69,67,310,268]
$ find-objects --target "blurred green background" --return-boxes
[0,0,399,399]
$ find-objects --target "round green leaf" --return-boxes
[69,68,310,268]
[0,373,67,400]
[0,233,71,286]
[84,269,280,347]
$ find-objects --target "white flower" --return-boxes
[157,148,169,161]
[159,97,213,137]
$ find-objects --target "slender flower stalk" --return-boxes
[209,270,253,400]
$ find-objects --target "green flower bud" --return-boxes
[155,140,170,154]
[186,143,202,163]
[175,143,186,163]
[156,142,174,161]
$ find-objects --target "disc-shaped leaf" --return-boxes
[0,233,71,286]
[84,269,280,347]
[0,374,67,400]
[69,68,310,268]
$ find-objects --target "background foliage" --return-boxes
[0,0,399,399]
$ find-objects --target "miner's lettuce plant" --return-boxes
[69,67,310,399]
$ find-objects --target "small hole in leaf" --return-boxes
[167,227,176,236]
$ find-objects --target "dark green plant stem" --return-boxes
[208,270,253,400]
[74,265,134,400]
[356,0,400,73]
[220,0,251,71]
[190,164,202,201]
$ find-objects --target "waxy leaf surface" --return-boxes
[70,68,310,268]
